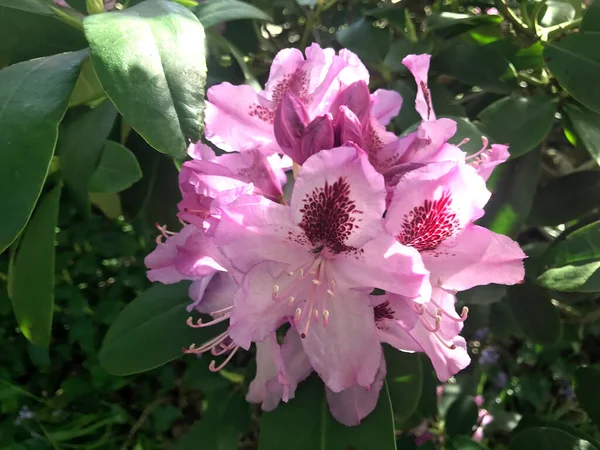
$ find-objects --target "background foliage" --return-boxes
[1,0,600,448]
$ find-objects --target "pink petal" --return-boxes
[329,80,371,124]
[299,287,381,392]
[145,225,199,283]
[423,224,526,291]
[264,48,307,101]
[334,106,363,148]
[175,230,227,278]
[205,83,278,154]
[274,92,310,163]
[279,327,314,402]
[216,195,310,273]
[187,142,216,161]
[385,161,490,251]
[291,146,386,251]
[190,272,238,314]
[332,234,431,301]
[371,89,403,126]
[301,114,335,163]
[247,333,286,411]
[470,142,510,181]
[402,54,436,121]
[325,354,386,426]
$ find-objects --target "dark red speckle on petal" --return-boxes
[397,192,459,252]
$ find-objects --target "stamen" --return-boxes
[323,309,330,326]
[209,305,233,316]
[419,315,441,333]
[312,279,321,285]
[433,332,456,350]
[294,308,302,322]
[211,342,236,356]
[430,298,469,322]
[465,136,489,161]
[209,346,240,372]
[327,289,335,299]
[272,285,280,301]
[183,331,228,354]
[288,296,295,305]
[186,313,230,328]
[288,271,295,276]
[313,309,319,320]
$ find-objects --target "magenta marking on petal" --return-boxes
[397,192,460,252]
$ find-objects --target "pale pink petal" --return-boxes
[371,89,403,126]
[279,327,314,402]
[264,48,306,100]
[205,83,278,154]
[175,230,227,278]
[291,146,386,251]
[247,333,286,411]
[402,54,436,121]
[191,272,238,314]
[332,234,431,301]
[145,226,199,283]
[329,81,370,124]
[325,354,386,426]
[216,195,310,273]
[299,288,381,392]
[187,142,216,161]
[423,224,526,291]
[228,262,299,349]
[301,114,335,163]
[470,142,510,181]
[385,161,490,250]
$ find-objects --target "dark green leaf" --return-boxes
[8,184,62,347]
[0,50,86,254]
[384,346,422,422]
[506,283,562,345]
[479,149,541,237]
[0,0,53,15]
[574,366,600,427]
[337,18,390,67]
[478,95,556,158]
[563,102,600,164]
[545,34,600,114]
[390,79,421,131]
[582,0,600,33]
[514,416,600,449]
[426,12,502,39]
[539,0,577,27]
[384,38,433,73]
[529,171,600,226]
[89,192,123,219]
[99,281,224,375]
[445,116,488,156]
[58,99,117,214]
[0,7,87,66]
[538,220,600,292]
[68,57,105,108]
[433,41,512,93]
[193,0,271,29]
[458,284,507,306]
[509,427,595,450]
[445,395,479,437]
[89,141,142,193]
[84,0,207,158]
[450,436,490,450]
[258,375,396,450]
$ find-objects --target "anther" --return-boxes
[323,310,330,326]
[294,308,302,322]
[288,271,295,276]
[313,309,319,320]
[312,279,321,285]
[288,296,295,305]
[272,285,280,300]
[327,289,335,298]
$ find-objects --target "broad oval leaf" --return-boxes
[90,141,142,193]
[193,0,271,29]
[478,95,556,158]
[84,0,207,158]
[337,18,391,67]
[544,34,600,114]
[528,171,600,226]
[99,281,224,375]
[563,102,600,164]
[445,395,479,437]
[58,99,118,215]
[0,50,86,254]
[258,375,396,450]
[8,184,62,347]
[582,0,600,33]
[574,366,600,427]
[506,283,562,345]
[450,436,490,450]
[426,12,502,39]
[509,427,595,450]
[384,346,422,422]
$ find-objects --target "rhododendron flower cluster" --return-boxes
[145,44,525,426]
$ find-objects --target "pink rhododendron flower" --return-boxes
[205,43,401,156]
[216,146,430,392]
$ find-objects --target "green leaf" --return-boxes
[574,366,600,427]
[68,57,105,107]
[478,95,556,158]
[563,102,600,164]
[582,0,600,33]
[384,38,433,73]
[8,184,62,347]
[193,0,271,29]
[0,0,53,15]
[99,281,223,375]
[509,427,596,450]
[433,41,512,94]
[539,0,577,27]
[0,50,86,254]
[0,7,87,66]
[384,346,422,422]
[258,375,396,450]
[479,149,541,237]
[506,283,562,345]
[89,141,142,193]
[58,99,117,214]
[514,416,600,449]
[537,220,600,292]
[528,171,600,226]
[337,18,391,67]
[544,34,600,114]
[89,192,123,219]
[426,12,502,39]
[450,436,490,450]
[445,116,488,156]
[445,395,479,437]
[84,0,207,158]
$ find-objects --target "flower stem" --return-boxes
[495,0,536,38]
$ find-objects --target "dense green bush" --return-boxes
[1,0,600,448]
